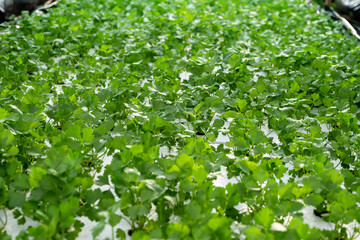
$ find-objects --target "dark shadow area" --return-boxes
[0,0,57,23]
[314,0,360,38]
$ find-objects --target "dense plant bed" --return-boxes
[1,0,360,239]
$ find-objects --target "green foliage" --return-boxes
[0,0,360,239]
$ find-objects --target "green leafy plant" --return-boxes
[0,0,360,239]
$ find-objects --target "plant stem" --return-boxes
[0,208,7,231]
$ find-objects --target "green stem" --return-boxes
[334,160,341,169]
[0,208,7,231]
[98,148,109,160]
[266,130,274,137]
[119,213,132,226]
[352,231,360,240]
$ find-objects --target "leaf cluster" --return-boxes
[1,0,360,239]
